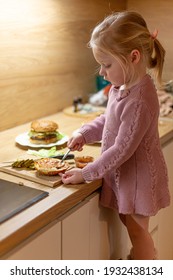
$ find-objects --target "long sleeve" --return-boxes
[79,113,106,143]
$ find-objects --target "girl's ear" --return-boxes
[130,49,140,64]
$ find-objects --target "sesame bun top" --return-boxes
[31,120,58,132]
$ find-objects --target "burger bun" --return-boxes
[31,120,58,132]
[34,158,69,176]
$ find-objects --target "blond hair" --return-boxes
[89,11,165,87]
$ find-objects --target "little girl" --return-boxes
[62,11,170,260]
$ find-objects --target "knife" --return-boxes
[50,154,74,160]
[60,149,71,163]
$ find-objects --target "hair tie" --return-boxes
[151,29,158,40]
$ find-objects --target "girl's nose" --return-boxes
[99,66,105,77]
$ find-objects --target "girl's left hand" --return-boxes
[61,168,84,184]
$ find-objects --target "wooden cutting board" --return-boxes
[63,105,105,119]
[0,166,62,188]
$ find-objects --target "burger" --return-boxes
[34,158,69,176]
[29,120,62,144]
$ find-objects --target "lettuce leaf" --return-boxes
[27,146,64,158]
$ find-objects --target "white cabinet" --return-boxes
[89,194,112,259]
[61,192,110,260]
[61,199,90,259]
[4,220,61,260]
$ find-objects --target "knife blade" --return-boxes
[60,149,71,163]
[50,153,74,160]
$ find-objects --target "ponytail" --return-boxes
[148,38,165,87]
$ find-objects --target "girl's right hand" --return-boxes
[67,132,85,151]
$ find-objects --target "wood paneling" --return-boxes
[0,0,126,131]
[127,0,173,82]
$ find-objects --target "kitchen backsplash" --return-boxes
[0,0,125,131]
[1,0,173,131]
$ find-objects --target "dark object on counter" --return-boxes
[73,97,78,112]
[51,153,74,160]
[73,96,83,112]
[0,179,49,224]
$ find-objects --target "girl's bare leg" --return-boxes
[119,214,155,260]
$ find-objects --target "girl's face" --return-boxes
[93,48,126,88]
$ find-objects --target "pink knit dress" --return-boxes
[79,74,170,216]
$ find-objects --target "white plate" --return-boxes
[15,132,69,148]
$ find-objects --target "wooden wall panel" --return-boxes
[127,0,173,82]
[0,0,126,131]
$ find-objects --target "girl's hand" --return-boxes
[67,132,85,151]
[61,168,84,184]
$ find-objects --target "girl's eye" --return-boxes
[104,64,111,69]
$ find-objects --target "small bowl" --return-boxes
[75,156,94,168]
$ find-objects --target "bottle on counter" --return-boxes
[73,97,79,112]
[73,96,83,112]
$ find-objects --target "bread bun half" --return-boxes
[34,158,69,176]
[31,120,58,132]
